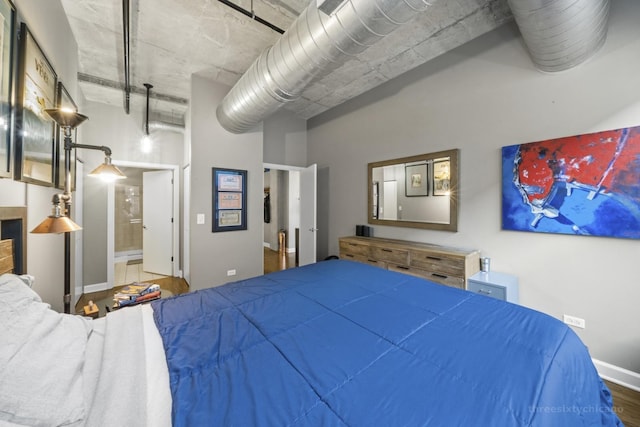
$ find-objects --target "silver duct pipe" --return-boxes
[507,0,611,73]
[149,121,185,134]
[217,0,436,134]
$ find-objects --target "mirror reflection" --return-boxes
[368,149,458,231]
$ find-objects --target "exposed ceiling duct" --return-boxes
[149,121,185,134]
[217,0,611,133]
[507,0,611,72]
[216,0,437,134]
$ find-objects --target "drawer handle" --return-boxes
[382,249,393,252]
[349,243,358,246]
[345,254,354,258]
[426,256,442,261]
[431,273,447,279]
[367,259,378,263]
[396,266,409,270]
[478,288,492,295]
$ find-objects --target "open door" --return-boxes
[298,164,317,266]
[143,170,173,275]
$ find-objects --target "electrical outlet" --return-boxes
[227,269,236,276]
[563,314,585,329]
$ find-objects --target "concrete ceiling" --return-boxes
[60,0,514,125]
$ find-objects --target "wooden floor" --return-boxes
[114,260,168,287]
[75,275,189,315]
[605,380,640,427]
[75,249,292,315]
[264,247,296,274]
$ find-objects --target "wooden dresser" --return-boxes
[339,236,480,290]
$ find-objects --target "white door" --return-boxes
[383,181,398,220]
[183,165,191,284]
[143,170,173,275]
[298,164,317,266]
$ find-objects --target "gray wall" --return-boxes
[263,109,307,167]
[189,75,263,290]
[80,102,184,285]
[307,1,640,373]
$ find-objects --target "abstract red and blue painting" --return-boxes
[502,126,640,239]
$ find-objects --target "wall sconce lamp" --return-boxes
[31,108,126,313]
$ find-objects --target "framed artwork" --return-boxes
[14,22,57,186]
[432,158,451,196]
[0,0,14,178]
[405,163,428,197]
[502,125,640,239]
[212,167,247,232]
[54,82,77,190]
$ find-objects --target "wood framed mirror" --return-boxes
[368,149,459,231]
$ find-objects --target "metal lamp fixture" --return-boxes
[31,108,126,313]
[141,83,153,153]
[144,83,153,135]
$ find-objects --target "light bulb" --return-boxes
[141,135,152,153]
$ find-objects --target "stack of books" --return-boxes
[113,283,161,309]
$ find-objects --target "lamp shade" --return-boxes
[88,161,127,181]
[31,215,82,234]
[44,108,88,128]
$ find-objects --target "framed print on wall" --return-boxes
[54,82,77,190]
[212,167,247,232]
[432,158,451,196]
[405,162,428,197]
[14,22,57,186]
[0,0,15,178]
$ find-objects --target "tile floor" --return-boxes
[114,261,167,287]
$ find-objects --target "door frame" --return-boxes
[107,160,180,289]
[263,162,316,264]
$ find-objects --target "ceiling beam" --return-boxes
[78,73,189,106]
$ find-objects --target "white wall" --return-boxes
[189,75,263,290]
[307,0,640,375]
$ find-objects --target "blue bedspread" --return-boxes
[152,260,621,426]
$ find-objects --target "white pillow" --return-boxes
[0,274,92,426]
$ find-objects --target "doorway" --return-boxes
[108,161,180,289]
[263,163,316,273]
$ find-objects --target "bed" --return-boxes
[0,260,622,426]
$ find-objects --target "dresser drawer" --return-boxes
[389,265,465,289]
[371,246,409,265]
[340,241,369,257]
[365,258,387,269]
[340,252,368,263]
[409,250,465,277]
[467,280,506,301]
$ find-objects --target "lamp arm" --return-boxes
[69,142,113,157]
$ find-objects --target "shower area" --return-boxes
[115,177,143,258]
[113,168,144,286]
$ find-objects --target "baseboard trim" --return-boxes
[83,282,110,294]
[593,358,640,392]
